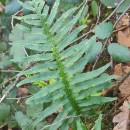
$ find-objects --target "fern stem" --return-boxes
[41,18,85,124]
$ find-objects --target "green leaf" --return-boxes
[15,111,33,130]
[94,22,113,39]
[57,25,86,51]
[73,75,117,92]
[5,0,21,15]
[46,0,60,26]
[8,116,18,128]
[80,5,88,19]
[28,86,41,95]
[78,97,117,107]
[17,0,34,11]
[89,42,102,62]
[2,84,17,100]
[116,0,130,13]
[100,0,118,8]
[78,82,112,99]
[26,81,62,105]
[9,1,119,129]
[0,103,10,125]
[36,121,48,130]
[0,56,11,69]
[100,0,130,13]
[17,71,58,87]
[18,62,57,76]
[54,7,84,43]
[91,1,98,17]
[26,104,43,118]
[33,98,68,126]
[10,45,26,60]
[67,0,81,3]
[13,14,41,20]
[0,41,7,51]
[108,43,130,62]
[128,104,130,109]
[11,53,53,63]
[70,63,111,85]
[45,0,55,3]
[50,105,72,130]
[43,5,49,18]
[51,7,77,33]
[0,0,5,4]
[9,23,27,61]
[93,114,102,130]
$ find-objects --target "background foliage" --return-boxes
[0,0,130,130]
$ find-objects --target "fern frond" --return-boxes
[10,0,117,129]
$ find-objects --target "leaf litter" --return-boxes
[116,13,130,47]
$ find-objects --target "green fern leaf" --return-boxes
[10,0,116,129]
[93,114,102,130]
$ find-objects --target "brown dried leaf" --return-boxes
[117,31,130,47]
[120,13,129,26]
[0,2,4,12]
[113,101,130,130]
[17,87,28,97]
[116,13,130,47]
[114,64,123,78]
[119,66,130,98]
[116,13,130,29]
[113,64,130,99]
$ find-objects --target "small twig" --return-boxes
[113,5,130,28]
[113,24,130,33]
[108,71,130,113]
[1,75,16,88]
[0,62,35,103]
[0,76,20,103]
[11,9,29,56]
[0,95,30,100]
[0,69,21,73]
[11,9,23,28]
[95,2,101,25]
[70,30,93,44]
[0,123,7,129]
[40,114,82,130]
[103,0,125,23]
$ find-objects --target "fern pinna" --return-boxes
[10,0,117,129]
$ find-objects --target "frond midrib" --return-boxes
[40,18,82,117]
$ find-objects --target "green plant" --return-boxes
[10,0,118,129]
[100,0,130,13]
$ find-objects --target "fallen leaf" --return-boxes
[117,31,130,47]
[119,66,130,98]
[120,13,129,26]
[17,87,28,97]
[122,66,130,73]
[113,64,130,99]
[116,13,130,47]
[113,101,130,130]
[114,64,123,78]
[126,62,130,67]
[116,13,130,29]
[0,2,4,12]
[46,114,57,123]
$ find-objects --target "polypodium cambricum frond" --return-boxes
[10,0,117,129]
